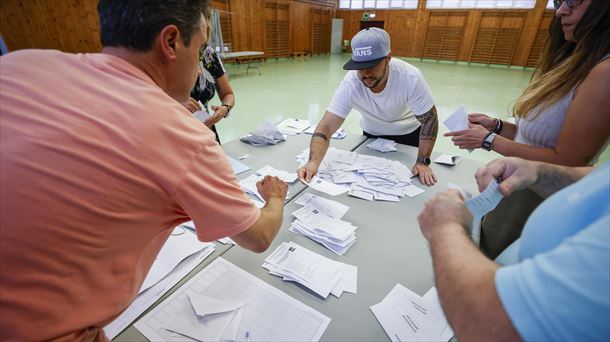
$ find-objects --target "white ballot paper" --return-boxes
[192,100,211,122]
[263,242,357,298]
[454,179,503,244]
[443,105,469,132]
[306,176,349,196]
[367,138,398,152]
[371,284,454,342]
[295,193,349,219]
[277,118,312,135]
[256,165,298,183]
[433,154,462,166]
[443,105,473,153]
[135,258,330,342]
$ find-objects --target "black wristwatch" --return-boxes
[482,132,497,151]
[416,156,431,165]
[221,103,232,118]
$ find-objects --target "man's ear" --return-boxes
[387,51,392,61]
[157,25,180,61]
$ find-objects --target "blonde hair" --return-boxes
[512,1,610,118]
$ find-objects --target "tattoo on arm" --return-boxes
[312,132,329,141]
[416,106,439,141]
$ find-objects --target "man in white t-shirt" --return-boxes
[298,28,439,186]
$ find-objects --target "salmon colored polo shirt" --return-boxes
[0,50,260,340]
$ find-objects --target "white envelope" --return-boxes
[163,293,245,342]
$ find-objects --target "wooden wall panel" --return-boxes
[336,0,556,67]
[0,0,336,57]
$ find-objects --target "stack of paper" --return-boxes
[304,126,347,139]
[371,284,454,342]
[295,193,349,219]
[366,138,398,152]
[290,200,356,255]
[263,242,357,298]
[240,121,286,146]
[277,118,312,135]
[255,165,298,183]
[296,147,425,201]
[164,293,245,341]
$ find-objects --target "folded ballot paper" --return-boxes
[371,284,454,342]
[164,293,245,342]
[290,193,356,255]
[296,147,425,202]
[434,154,462,166]
[277,118,312,135]
[263,242,357,299]
[366,138,398,152]
[238,165,296,206]
[240,121,286,146]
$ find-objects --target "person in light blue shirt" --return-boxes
[418,157,609,341]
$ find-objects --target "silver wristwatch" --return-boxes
[482,132,497,151]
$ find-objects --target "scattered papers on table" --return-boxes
[256,165,298,183]
[228,156,251,176]
[304,125,347,139]
[135,258,331,342]
[305,176,349,196]
[290,196,356,255]
[104,229,215,339]
[264,242,357,298]
[277,118,312,135]
[370,284,454,342]
[240,121,286,146]
[367,138,398,152]
[433,154,462,166]
[296,147,424,202]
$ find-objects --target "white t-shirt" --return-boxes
[327,58,435,136]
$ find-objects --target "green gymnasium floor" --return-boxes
[214,53,608,165]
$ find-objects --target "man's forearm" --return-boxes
[429,225,520,341]
[308,130,331,164]
[532,162,591,198]
[416,106,438,157]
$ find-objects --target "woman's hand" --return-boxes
[203,104,228,127]
[444,123,490,150]
[468,113,496,132]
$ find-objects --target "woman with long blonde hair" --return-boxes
[446,0,610,258]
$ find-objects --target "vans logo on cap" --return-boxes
[354,46,373,57]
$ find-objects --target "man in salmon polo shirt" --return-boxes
[0,0,288,340]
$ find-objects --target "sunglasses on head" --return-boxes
[553,0,584,10]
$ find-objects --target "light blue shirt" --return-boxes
[495,162,610,341]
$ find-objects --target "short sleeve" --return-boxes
[173,139,260,242]
[327,73,355,118]
[202,47,226,79]
[495,215,610,341]
[407,70,435,116]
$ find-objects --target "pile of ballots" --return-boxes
[263,241,357,299]
[290,193,356,255]
[240,121,286,146]
[296,147,424,202]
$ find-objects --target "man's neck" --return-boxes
[101,46,166,89]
